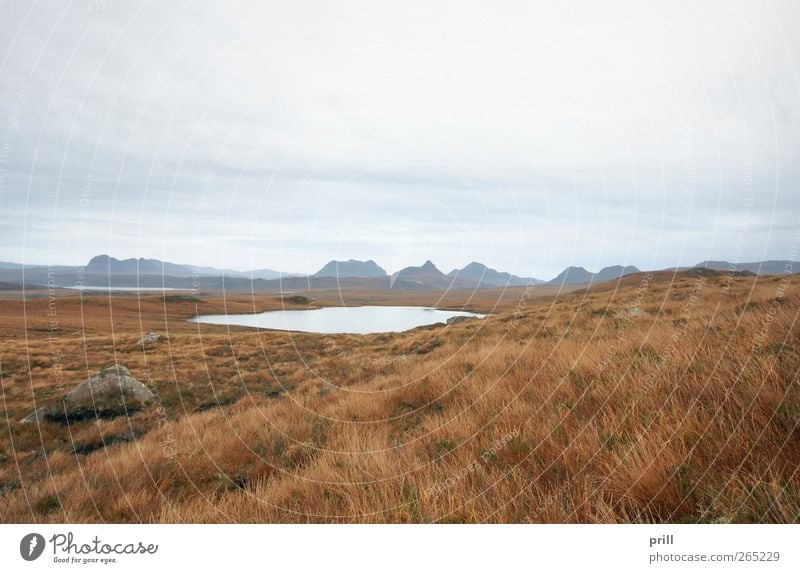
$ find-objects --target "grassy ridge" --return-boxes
[0,273,798,523]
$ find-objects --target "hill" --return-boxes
[548,266,594,285]
[594,264,640,282]
[312,259,387,278]
[695,260,797,275]
[447,262,540,287]
[85,254,271,278]
[548,264,641,285]
[0,281,28,290]
[390,260,451,289]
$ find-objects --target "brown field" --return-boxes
[0,272,798,523]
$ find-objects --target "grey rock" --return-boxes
[21,365,154,424]
[20,405,49,424]
[139,331,161,345]
[624,306,644,316]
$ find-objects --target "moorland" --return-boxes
[0,270,798,523]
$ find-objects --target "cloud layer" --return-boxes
[1,0,798,278]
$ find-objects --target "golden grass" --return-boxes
[0,272,798,523]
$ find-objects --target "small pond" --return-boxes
[190,305,484,334]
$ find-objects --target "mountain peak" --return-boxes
[312,259,387,278]
[390,260,448,289]
[446,261,540,287]
[595,265,640,281]
[548,264,640,285]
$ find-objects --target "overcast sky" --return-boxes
[0,0,798,279]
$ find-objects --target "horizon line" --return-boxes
[2,253,797,282]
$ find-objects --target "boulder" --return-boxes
[139,331,161,345]
[21,365,154,424]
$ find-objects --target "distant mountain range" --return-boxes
[694,260,797,275]
[0,255,795,292]
[310,259,542,290]
[0,262,25,270]
[85,254,293,280]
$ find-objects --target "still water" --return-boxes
[190,305,484,334]
[64,286,188,291]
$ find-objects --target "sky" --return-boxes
[0,0,798,280]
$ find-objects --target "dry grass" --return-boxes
[0,272,798,523]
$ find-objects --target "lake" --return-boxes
[64,286,190,292]
[190,305,484,334]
